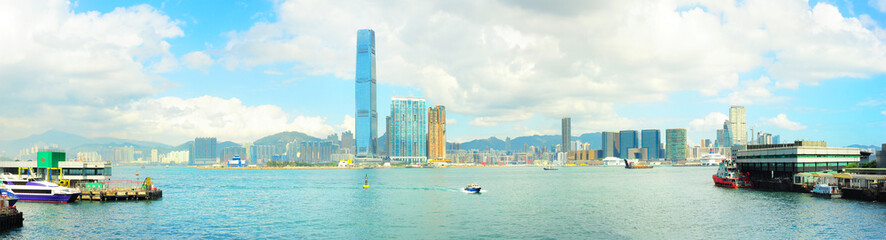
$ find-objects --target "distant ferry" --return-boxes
[712,159,752,188]
[0,174,80,203]
[699,153,727,166]
[602,157,626,167]
[624,159,653,169]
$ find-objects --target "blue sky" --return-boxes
[0,0,884,147]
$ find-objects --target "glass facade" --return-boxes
[602,132,619,158]
[665,128,687,162]
[729,106,746,146]
[561,117,571,153]
[640,129,661,160]
[391,97,427,162]
[619,130,638,159]
[355,29,377,157]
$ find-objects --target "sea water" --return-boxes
[2,166,884,239]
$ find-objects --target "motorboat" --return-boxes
[712,159,752,188]
[0,174,80,203]
[543,167,558,170]
[811,184,841,199]
[464,183,481,193]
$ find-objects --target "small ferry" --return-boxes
[0,174,80,203]
[811,184,841,199]
[464,183,481,193]
[543,167,558,170]
[624,159,653,169]
[712,159,752,188]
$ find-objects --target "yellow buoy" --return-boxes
[363,174,370,189]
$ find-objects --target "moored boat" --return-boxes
[0,174,80,203]
[464,183,481,193]
[811,184,841,199]
[712,159,752,188]
[1,189,18,207]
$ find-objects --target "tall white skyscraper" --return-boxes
[729,106,747,146]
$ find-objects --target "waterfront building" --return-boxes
[627,148,648,160]
[756,132,774,145]
[355,29,378,158]
[221,146,246,164]
[341,131,355,153]
[729,106,747,146]
[736,141,860,184]
[164,150,189,164]
[665,129,688,162]
[254,145,276,164]
[385,116,392,159]
[299,141,340,162]
[618,130,638,159]
[602,132,620,158]
[562,117,571,153]
[190,137,217,165]
[428,106,446,160]
[878,144,885,168]
[641,129,661,160]
[390,97,428,163]
[75,152,102,162]
[151,149,158,163]
[773,135,781,144]
[716,120,732,147]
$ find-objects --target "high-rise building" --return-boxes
[641,129,661,160]
[665,129,688,162]
[150,149,158,163]
[428,106,446,160]
[390,97,427,163]
[619,130,638,159]
[701,139,712,148]
[716,120,732,147]
[602,132,620,158]
[221,146,246,162]
[385,115,392,158]
[341,131,355,153]
[773,135,781,144]
[190,137,217,165]
[729,106,747,146]
[355,29,378,158]
[561,117,571,153]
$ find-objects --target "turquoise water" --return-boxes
[2,166,884,239]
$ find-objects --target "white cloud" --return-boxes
[718,76,787,105]
[337,115,355,133]
[871,0,886,13]
[446,118,457,125]
[0,1,182,138]
[882,110,886,115]
[182,51,214,72]
[764,113,807,131]
[687,112,729,145]
[114,96,341,143]
[218,0,886,127]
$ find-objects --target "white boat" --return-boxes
[0,174,80,203]
[811,184,841,199]
[699,153,727,166]
[602,157,626,167]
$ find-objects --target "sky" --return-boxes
[0,0,885,147]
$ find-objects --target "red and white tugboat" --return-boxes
[712,159,752,188]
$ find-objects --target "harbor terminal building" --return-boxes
[735,141,860,191]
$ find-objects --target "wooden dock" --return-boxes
[77,189,163,201]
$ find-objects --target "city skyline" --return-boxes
[1,1,885,148]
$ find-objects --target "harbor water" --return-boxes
[2,166,884,239]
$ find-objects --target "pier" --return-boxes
[793,169,886,202]
[76,179,163,201]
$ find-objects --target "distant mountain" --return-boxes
[255,131,320,146]
[0,130,172,158]
[457,132,603,152]
[847,144,881,151]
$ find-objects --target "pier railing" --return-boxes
[77,180,153,191]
